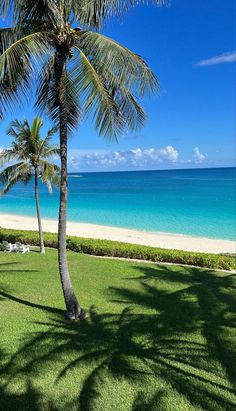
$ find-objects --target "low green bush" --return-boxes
[0,227,235,270]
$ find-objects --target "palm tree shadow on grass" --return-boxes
[0,373,46,411]
[0,259,39,273]
[0,262,23,266]
[0,265,236,410]
[119,265,236,383]
[0,289,64,316]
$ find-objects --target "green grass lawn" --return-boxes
[0,249,235,411]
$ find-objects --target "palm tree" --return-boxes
[0,0,160,320]
[0,117,60,254]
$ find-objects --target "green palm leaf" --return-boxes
[73,46,124,138]
[78,31,158,95]
[42,146,61,158]
[0,31,52,119]
[84,58,147,131]
[0,0,61,28]
[0,147,19,167]
[0,31,51,81]
[75,0,165,28]
[39,159,60,192]
[0,161,31,195]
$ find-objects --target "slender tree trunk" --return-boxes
[34,169,45,254]
[57,51,85,320]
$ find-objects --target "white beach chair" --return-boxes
[2,241,17,252]
[16,242,30,254]
[22,244,30,254]
[15,242,22,251]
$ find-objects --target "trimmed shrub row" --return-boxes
[0,227,235,271]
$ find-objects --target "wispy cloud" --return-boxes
[194,147,207,164]
[196,51,236,67]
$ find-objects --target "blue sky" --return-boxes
[0,0,235,172]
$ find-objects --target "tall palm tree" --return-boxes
[0,0,161,320]
[0,117,60,253]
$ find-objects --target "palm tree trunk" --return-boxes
[57,51,84,320]
[34,169,45,254]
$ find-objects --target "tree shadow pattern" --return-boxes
[0,263,235,410]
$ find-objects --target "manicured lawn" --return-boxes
[0,249,235,411]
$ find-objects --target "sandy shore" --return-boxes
[0,213,235,254]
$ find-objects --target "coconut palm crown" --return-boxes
[0,117,60,253]
[0,0,161,320]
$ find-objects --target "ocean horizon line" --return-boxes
[67,166,236,174]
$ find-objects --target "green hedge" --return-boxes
[0,227,235,271]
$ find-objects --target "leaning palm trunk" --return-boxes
[34,168,45,254]
[57,52,81,320]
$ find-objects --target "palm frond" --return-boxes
[0,27,21,54]
[42,146,60,158]
[73,0,166,29]
[0,31,51,82]
[38,126,58,157]
[88,55,147,130]
[7,119,37,162]
[95,65,147,130]
[114,89,147,131]
[39,159,60,192]
[7,119,24,137]
[72,46,125,138]
[45,125,58,140]
[0,31,52,119]
[77,31,158,96]
[0,148,19,167]
[30,117,44,154]
[2,0,62,29]
[0,162,31,195]
[0,28,30,119]
[71,31,157,135]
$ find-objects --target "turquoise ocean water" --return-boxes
[0,167,235,240]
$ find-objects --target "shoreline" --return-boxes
[0,213,235,254]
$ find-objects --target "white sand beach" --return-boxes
[0,213,235,254]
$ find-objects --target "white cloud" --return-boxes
[68,145,179,171]
[159,145,179,162]
[131,148,143,159]
[194,147,207,164]
[196,51,236,66]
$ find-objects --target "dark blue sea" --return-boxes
[0,167,235,240]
